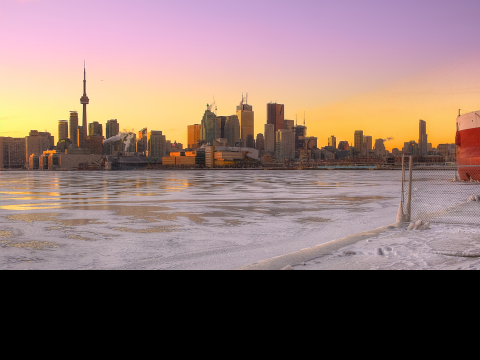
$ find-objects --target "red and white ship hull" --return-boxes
[456,111,480,180]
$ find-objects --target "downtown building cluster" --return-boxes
[0,66,458,170]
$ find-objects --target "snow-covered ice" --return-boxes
[294,223,480,270]
[0,170,401,270]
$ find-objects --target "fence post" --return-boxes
[396,155,406,223]
[406,156,413,222]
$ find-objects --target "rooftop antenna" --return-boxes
[296,114,297,127]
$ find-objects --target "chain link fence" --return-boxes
[399,157,480,225]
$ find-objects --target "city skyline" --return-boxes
[2,0,480,150]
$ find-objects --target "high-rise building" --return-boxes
[305,137,318,150]
[264,124,275,154]
[295,125,307,150]
[267,103,284,132]
[256,133,265,153]
[363,136,373,151]
[69,111,79,146]
[188,124,202,149]
[77,126,86,149]
[201,108,216,145]
[237,97,255,148]
[58,120,68,141]
[105,119,120,155]
[80,62,89,146]
[224,116,240,147]
[375,139,386,157]
[147,131,166,159]
[284,120,295,131]
[106,119,119,139]
[0,137,26,169]
[354,131,364,152]
[25,130,54,163]
[328,136,337,149]
[276,129,295,161]
[88,122,103,137]
[137,128,148,154]
[419,120,427,156]
[215,116,227,140]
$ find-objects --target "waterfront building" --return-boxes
[267,103,284,132]
[237,98,255,148]
[224,115,240,147]
[0,137,26,169]
[88,122,103,137]
[188,124,202,149]
[147,131,166,159]
[275,129,295,161]
[25,130,54,163]
[69,111,79,147]
[201,108,216,145]
[354,131,364,152]
[58,120,68,141]
[419,120,428,156]
[264,124,275,154]
[328,136,336,149]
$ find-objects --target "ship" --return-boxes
[456,110,480,180]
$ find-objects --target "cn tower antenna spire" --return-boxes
[80,61,90,147]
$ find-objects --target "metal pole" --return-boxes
[406,156,413,222]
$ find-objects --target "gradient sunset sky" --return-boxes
[1,0,480,150]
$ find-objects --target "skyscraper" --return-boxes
[201,107,216,145]
[69,111,79,146]
[264,124,275,154]
[88,122,103,137]
[188,124,202,149]
[58,120,68,141]
[419,120,427,156]
[276,129,295,161]
[284,120,295,131]
[363,136,373,151]
[267,103,284,132]
[147,131,166,159]
[105,119,120,155]
[224,115,240,147]
[354,131,364,152]
[237,96,255,148]
[256,133,265,154]
[80,62,89,145]
[328,136,336,149]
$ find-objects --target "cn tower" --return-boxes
[80,61,89,141]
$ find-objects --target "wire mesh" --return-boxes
[405,164,480,225]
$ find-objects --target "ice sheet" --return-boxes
[0,170,401,270]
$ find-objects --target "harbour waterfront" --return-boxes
[0,170,401,269]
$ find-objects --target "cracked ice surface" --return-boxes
[0,170,401,270]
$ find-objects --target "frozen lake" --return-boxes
[0,170,401,270]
